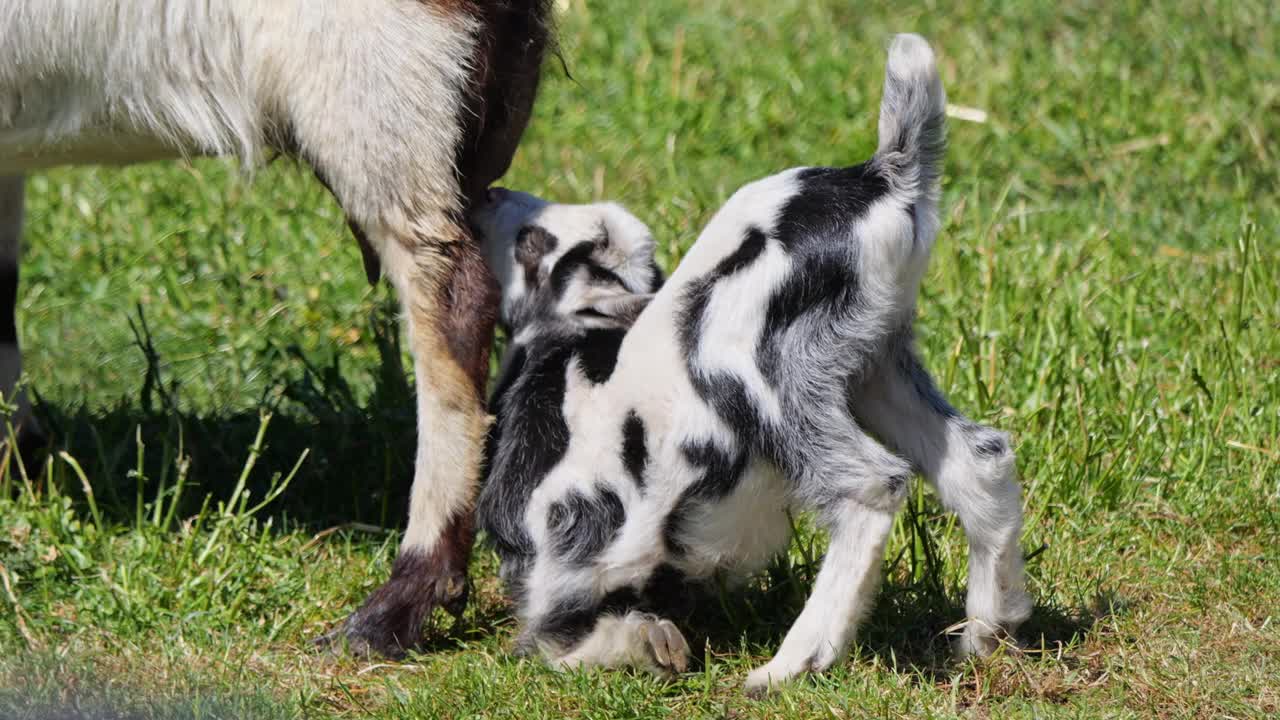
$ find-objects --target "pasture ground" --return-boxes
[1,1,1277,717]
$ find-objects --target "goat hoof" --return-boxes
[314,549,471,659]
[744,664,790,697]
[953,619,1024,660]
[642,617,690,675]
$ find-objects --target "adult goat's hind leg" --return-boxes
[849,335,1032,657]
[281,1,516,657]
[0,174,45,465]
[321,226,497,657]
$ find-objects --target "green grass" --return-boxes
[2,0,1278,717]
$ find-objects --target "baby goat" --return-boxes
[472,35,1032,693]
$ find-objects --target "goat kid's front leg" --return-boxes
[744,501,897,695]
[553,611,692,677]
[323,224,497,658]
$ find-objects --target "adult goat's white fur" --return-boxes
[0,0,555,656]
[1,1,470,230]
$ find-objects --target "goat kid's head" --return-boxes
[471,188,662,335]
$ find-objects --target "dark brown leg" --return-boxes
[327,507,476,656]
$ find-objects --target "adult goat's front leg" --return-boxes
[324,228,497,657]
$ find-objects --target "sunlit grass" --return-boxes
[2,0,1277,717]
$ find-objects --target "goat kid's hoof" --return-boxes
[953,621,1023,661]
[641,617,690,675]
[744,662,801,697]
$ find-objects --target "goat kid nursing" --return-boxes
[472,35,1032,693]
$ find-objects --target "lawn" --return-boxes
[2,0,1278,717]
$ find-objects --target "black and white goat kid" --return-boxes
[472,35,1032,693]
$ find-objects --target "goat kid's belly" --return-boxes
[667,460,794,581]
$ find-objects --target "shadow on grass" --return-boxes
[19,300,419,532]
[13,303,1124,673]
[665,545,1124,683]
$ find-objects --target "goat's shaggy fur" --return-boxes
[0,0,554,657]
[472,35,1032,693]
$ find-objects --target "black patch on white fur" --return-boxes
[478,339,574,568]
[774,164,890,247]
[663,440,748,556]
[550,241,626,299]
[647,258,666,292]
[622,411,647,489]
[973,432,1007,458]
[547,485,626,566]
[516,225,558,287]
[677,227,768,355]
[573,328,626,383]
[533,585,642,649]
[479,323,629,576]
[677,226,769,356]
[755,239,860,383]
[676,227,771,442]
[531,564,695,651]
[755,164,890,385]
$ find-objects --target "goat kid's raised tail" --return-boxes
[874,34,946,210]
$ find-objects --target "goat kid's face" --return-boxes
[471,189,662,334]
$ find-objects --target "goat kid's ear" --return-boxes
[577,293,655,328]
[515,225,558,276]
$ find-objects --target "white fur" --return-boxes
[554,611,691,675]
[1,1,474,237]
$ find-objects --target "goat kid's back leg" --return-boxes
[0,175,45,464]
[744,416,911,695]
[319,225,497,657]
[850,339,1032,657]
